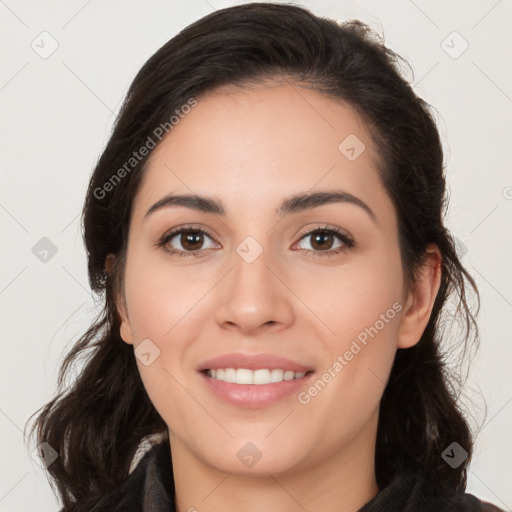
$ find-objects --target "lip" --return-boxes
[198,370,315,409]
[197,352,315,409]
[197,352,314,372]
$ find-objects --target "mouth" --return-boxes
[196,352,315,408]
[198,368,315,409]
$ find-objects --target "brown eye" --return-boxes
[309,231,336,251]
[157,227,218,256]
[295,227,354,257]
[179,231,204,251]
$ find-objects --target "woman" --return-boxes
[28,3,505,511]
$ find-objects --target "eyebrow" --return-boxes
[144,190,377,224]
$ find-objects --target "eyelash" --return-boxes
[155,224,355,258]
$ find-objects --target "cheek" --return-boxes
[300,248,404,346]
[298,251,404,413]
[295,288,402,452]
[123,248,210,341]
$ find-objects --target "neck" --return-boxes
[169,413,379,512]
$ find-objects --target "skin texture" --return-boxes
[112,82,441,512]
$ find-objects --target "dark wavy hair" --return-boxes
[26,3,481,510]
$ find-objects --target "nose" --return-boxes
[214,243,294,335]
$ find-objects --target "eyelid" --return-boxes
[295,223,353,243]
[160,222,216,237]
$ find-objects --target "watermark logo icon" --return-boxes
[31,31,59,59]
[441,31,469,59]
[338,134,366,161]
[237,442,262,468]
[236,236,263,264]
[32,237,58,263]
[442,442,468,469]
[31,442,58,468]
[135,339,161,366]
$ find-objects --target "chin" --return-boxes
[198,437,307,476]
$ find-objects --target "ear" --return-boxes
[397,244,442,349]
[105,253,134,346]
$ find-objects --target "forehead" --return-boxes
[131,82,393,225]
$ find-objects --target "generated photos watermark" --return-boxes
[297,301,403,405]
[94,97,198,200]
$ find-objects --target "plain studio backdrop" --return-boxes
[1,1,511,510]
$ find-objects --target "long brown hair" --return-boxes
[26,3,480,510]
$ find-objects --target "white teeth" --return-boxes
[283,370,296,381]
[223,368,236,383]
[205,368,308,385]
[253,369,270,385]
[236,368,253,385]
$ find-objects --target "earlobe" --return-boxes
[120,320,134,346]
[397,244,442,349]
[104,252,134,345]
[117,297,134,346]
[118,297,134,346]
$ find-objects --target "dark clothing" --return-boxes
[87,441,505,512]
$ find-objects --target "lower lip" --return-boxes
[198,371,314,409]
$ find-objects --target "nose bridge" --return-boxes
[214,232,293,332]
[231,233,277,299]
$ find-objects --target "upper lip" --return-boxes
[198,353,314,372]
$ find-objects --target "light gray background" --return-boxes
[1,0,511,510]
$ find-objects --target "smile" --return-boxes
[199,368,314,409]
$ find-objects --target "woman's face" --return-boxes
[116,82,425,476]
